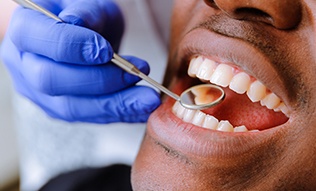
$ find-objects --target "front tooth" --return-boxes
[247,80,267,102]
[217,121,234,132]
[234,125,248,132]
[188,57,203,77]
[183,109,196,122]
[260,93,281,109]
[196,59,217,81]
[202,115,219,130]
[229,72,251,94]
[192,111,206,126]
[210,64,234,87]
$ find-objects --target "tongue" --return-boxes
[202,88,288,130]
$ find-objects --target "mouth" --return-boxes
[172,55,289,133]
[147,28,291,158]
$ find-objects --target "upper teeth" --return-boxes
[171,56,289,133]
[187,56,289,115]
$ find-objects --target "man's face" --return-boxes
[132,0,316,190]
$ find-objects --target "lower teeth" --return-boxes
[172,102,257,133]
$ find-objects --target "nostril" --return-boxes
[205,0,302,30]
[203,0,218,9]
[236,8,270,18]
[203,1,273,24]
[234,8,273,24]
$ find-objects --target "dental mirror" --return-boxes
[13,0,226,110]
[112,55,225,110]
[179,84,225,110]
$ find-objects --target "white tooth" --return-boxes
[234,125,248,132]
[229,72,251,94]
[188,56,203,77]
[192,111,206,126]
[279,103,289,116]
[249,130,260,132]
[196,59,217,81]
[183,109,196,122]
[247,80,267,102]
[217,120,234,132]
[274,107,281,112]
[260,93,281,109]
[188,57,197,77]
[210,64,234,87]
[175,102,186,118]
[278,102,290,116]
[172,101,180,113]
[202,115,219,130]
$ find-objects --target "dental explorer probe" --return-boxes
[12,0,226,110]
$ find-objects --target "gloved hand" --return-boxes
[0,0,161,123]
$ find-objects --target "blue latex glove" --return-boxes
[0,0,161,123]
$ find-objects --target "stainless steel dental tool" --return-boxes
[12,0,225,110]
[111,55,225,110]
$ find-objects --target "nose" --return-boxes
[204,0,302,29]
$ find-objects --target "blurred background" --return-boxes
[0,1,19,191]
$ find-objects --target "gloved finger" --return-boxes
[31,0,63,16]
[9,7,113,65]
[21,53,150,95]
[20,84,161,123]
[58,0,124,51]
[1,37,160,123]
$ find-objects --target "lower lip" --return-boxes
[147,98,288,159]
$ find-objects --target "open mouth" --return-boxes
[171,55,289,133]
[147,29,292,158]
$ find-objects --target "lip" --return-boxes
[146,28,292,159]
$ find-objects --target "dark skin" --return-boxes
[132,0,316,190]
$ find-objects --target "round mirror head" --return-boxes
[180,84,225,110]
